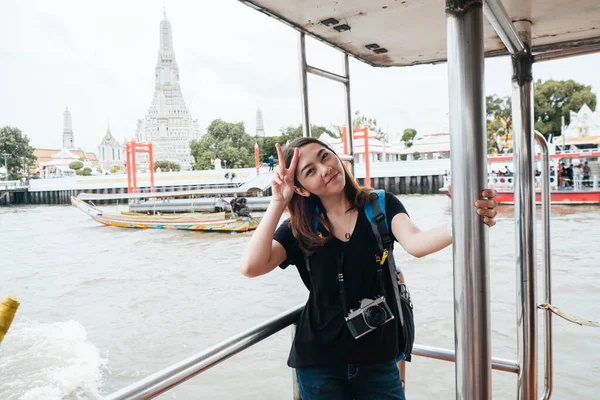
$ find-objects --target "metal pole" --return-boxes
[511,21,537,400]
[482,0,526,55]
[446,1,491,399]
[343,53,355,177]
[534,42,600,62]
[534,131,553,400]
[306,65,348,84]
[298,33,311,138]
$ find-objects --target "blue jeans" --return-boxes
[295,358,406,400]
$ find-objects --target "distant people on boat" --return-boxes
[231,172,236,181]
[504,165,513,177]
[230,197,251,217]
[583,162,591,187]
[268,155,275,172]
[566,164,574,188]
[558,163,564,187]
[224,172,230,180]
[214,196,225,212]
[239,138,499,400]
[574,164,584,190]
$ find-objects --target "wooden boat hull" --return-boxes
[440,188,600,205]
[71,196,261,231]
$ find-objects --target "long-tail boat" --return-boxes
[71,196,261,232]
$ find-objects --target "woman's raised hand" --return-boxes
[272,143,299,204]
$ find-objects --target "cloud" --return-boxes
[0,0,599,154]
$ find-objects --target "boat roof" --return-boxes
[240,0,600,67]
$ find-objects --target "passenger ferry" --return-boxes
[441,150,600,205]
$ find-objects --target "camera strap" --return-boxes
[304,246,387,318]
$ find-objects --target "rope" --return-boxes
[538,303,600,327]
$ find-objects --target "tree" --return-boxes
[534,79,597,139]
[153,160,181,172]
[0,126,36,180]
[486,95,512,154]
[82,167,92,176]
[190,119,254,170]
[400,128,417,148]
[352,110,388,143]
[110,164,121,174]
[69,161,84,171]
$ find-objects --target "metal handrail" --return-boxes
[413,344,518,374]
[105,304,304,400]
[106,301,521,399]
[535,131,553,400]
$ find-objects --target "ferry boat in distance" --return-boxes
[440,150,600,205]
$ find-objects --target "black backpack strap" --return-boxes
[366,192,405,328]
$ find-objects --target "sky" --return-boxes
[1,0,599,154]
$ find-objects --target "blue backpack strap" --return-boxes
[312,204,320,232]
[365,190,393,252]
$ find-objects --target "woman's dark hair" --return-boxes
[282,137,372,254]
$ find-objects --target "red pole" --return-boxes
[342,126,348,155]
[254,143,260,175]
[148,143,155,192]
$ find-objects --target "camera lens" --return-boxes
[365,305,387,327]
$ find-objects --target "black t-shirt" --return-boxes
[274,192,409,368]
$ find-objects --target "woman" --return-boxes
[240,137,497,399]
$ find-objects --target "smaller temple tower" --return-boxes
[63,107,75,149]
[256,106,265,138]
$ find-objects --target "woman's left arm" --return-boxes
[392,189,498,258]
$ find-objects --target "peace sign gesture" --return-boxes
[272,143,299,204]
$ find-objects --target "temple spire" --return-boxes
[62,107,75,149]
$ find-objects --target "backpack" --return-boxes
[364,190,415,362]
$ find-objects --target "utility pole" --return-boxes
[1,152,9,181]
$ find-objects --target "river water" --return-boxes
[1,195,599,399]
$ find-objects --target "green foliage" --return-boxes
[401,129,417,148]
[352,110,388,143]
[153,160,181,172]
[190,119,254,170]
[486,95,512,154]
[0,126,37,180]
[534,79,597,139]
[82,167,92,176]
[110,164,121,174]
[69,161,84,170]
[76,169,83,176]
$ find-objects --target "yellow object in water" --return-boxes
[0,296,20,343]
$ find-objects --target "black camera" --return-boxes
[345,297,394,339]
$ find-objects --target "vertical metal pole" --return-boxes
[343,53,355,176]
[511,21,537,400]
[446,1,491,399]
[298,33,311,138]
[534,131,553,400]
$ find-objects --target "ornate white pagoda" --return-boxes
[63,107,75,149]
[135,10,200,170]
